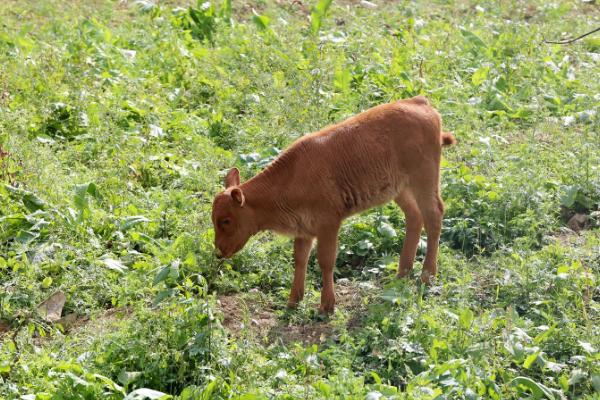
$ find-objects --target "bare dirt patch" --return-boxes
[0,320,10,335]
[217,279,375,345]
[548,226,593,248]
[552,227,579,247]
[69,307,133,335]
[219,291,279,335]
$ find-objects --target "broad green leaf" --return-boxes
[118,370,142,386]
[356,239,374,256]
[120,215,150,232]
[370,371,382,384]
[5,185,46,212]
[73,182,100,221]
[93,373,125,394]
[579,341,596,354]
[460,28,487,48]
[569,369,587,386]
[509,107,534,120]
[86,182,100,198]
[510,377,555,399]
[42,277,52,288]
[124,388,172,400]
[221,0,232,19]
[74,184,89,210]
[314,380,332,396]
[523,351,540,369]
[459,308,474,330]
[16,229,38,244]
[22,192,46,212]
[366,392,383,400]
[134,0,157,13]
[377,222,397,238]
[560,186,579,208]
[333,66,352,94]
[153,265,171,286]
[0,361,10,374]
[472,66,489,86]
[180,386,200,400]
[148,124,164,138]
[486,94,512,112]
[311,0,333,35]
[495,76,508,92]
[592,375,600,393]
[200,380,218,400]
[153,289,175,306]
[584,37,600,50]
[575,192,593,209]
[102,258,127,273]
[381,288,401,304]
[152,260,180,286]
[252,13,271,30]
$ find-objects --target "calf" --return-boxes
[211,96,455,313]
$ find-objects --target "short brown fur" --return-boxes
[212,96,455,313]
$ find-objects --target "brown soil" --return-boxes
[550,227,584,247]
[70,307,133,334]
[0,320,10,335]
[217,279,375,345]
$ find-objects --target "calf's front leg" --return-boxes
[316,225,340,314]
[288,237,314,308]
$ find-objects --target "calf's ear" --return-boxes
[230,188,245,207]
[224,168,241,188]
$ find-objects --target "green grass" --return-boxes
[0,0,599,398]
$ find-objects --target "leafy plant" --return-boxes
[310,0,333,35]
[172,1,217,43]
[0,0,598,398]
[37,102,89,140]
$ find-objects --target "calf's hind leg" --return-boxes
[288,237,314,308]
[414,190,444,284]
[316,224,340,314]
[395,191,423,278]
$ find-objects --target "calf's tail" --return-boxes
[441,131,456,147]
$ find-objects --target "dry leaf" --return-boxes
[37,291,66,322]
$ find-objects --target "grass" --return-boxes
[0,0,599,398]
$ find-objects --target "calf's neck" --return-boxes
[212,96,455,313]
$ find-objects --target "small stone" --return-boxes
[58,313,80,331]
[567,213,588,232]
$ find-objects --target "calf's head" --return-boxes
[211,168,255,258]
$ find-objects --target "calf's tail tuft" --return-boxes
[441,131,456,147]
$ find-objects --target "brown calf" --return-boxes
[211,96,455,313]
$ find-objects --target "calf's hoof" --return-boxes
[287,300,299,309]
[396,268,412,279]
[318,297,335,314]
[318,304,335,314]
[287,291,304,309]
[420,271,435,285]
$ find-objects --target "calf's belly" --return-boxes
[339,174,407,217]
